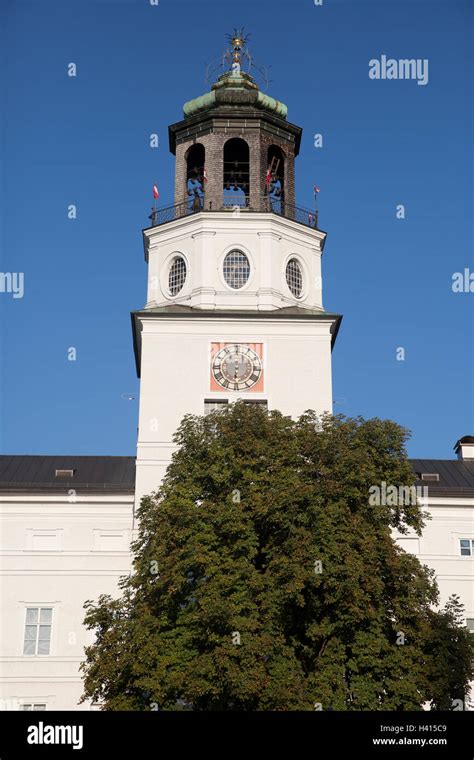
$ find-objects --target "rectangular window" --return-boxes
[460,539,474,557]
[23,608,52,655]
[420,472,440,481]
[20,704,47,711]
[204,400,228,415]
[242,400,268,408]
[55,469,74,478]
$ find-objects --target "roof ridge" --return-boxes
[0,454,136,459]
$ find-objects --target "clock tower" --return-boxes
[132,33,342,504]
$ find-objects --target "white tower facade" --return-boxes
[133,54,341,505]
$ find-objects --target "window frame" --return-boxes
[219,246,253,293]
[168,255,187,297]
[23,606,53,656]
[204,399,229,416]
[222,250,251,290]
[160,252,189,300]
[459,539,474,557]
[284,255,307,300]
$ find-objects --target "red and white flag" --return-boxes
[153,184,159,199]
[203,168,208,183]
[314,184,320,197]
[265,167,272,187]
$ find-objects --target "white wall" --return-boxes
[395,495,474,708]
[144,212,326,312]
[134,313,335,503]
[0,492,134,711]
[1,488,471,711]
[396,497,474,617]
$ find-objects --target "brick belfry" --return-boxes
[171,60,298,212]
[132,31,342,505]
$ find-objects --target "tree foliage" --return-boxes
[81,404,472,710]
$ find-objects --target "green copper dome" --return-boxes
[183,71,288,120]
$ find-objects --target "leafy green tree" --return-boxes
[81,403,472,710]
[423,596,472,710]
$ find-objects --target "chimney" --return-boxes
[454,435,474,461]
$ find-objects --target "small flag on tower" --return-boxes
[153,184,159,200]
[314,184,320,197]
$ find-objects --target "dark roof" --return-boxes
[0,455,472,498]
[411,458,474,497]
[454,435,474,453]
[0,456,136,493]
[131,307,343,377]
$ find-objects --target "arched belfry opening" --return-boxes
[186,144,205,184]
[185,144,205,210]
[266,145,285,212]
[223,138,249,208]
[169,32,302,216]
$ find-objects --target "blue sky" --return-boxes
[0,0,472,459]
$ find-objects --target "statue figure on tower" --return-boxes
[268,173,282,213]
[231,51,241,74]
[223,179,247,208]
[225,29,250,76]
[187,168,204,212]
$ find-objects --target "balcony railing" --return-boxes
[149,200,192,227]
[148,198,319,230]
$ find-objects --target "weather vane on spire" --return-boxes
[226,28,251,73]
[205,29,271,90]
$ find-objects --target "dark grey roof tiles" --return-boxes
[410,458,474,496]
[0,455,472,497]
[0,455,136,493]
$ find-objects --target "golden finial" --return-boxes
[226,28,251,66]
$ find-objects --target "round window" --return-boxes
[168,256,187,296]
[286,258,303,298]
[223,250,250,290]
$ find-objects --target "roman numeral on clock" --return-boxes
[212,344,262,391]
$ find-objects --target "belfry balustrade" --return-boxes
[148,198,319,230]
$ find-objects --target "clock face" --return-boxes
[212,344,262,391]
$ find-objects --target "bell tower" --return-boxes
[132,32,342,504]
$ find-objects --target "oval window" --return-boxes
[286,258,303,298]
[168,256,187,296]
[223,250,250,290]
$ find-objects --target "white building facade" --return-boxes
[0,458,135,711]
[0,59,472,711]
